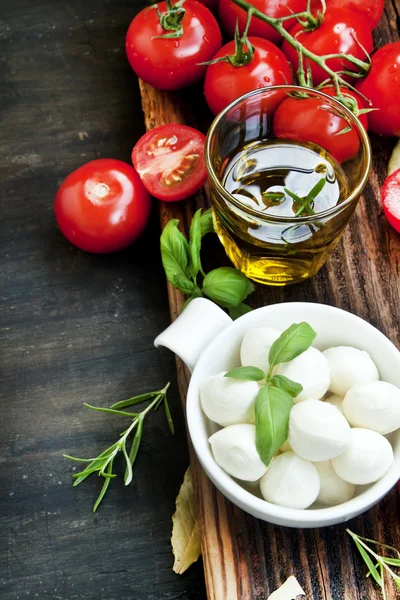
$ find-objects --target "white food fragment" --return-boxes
[200,372,258,427]
[267,576,306,600]
[323,346,379,397]
[343,381,400,434]
[240,327,282,373]
[209,424,269,482]
[315,461,355,506]
[260,451,320,509]
[332,428,394,485]
[289,399,351,461]
[277,347,330,402]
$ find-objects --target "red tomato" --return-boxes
[382,169,400,233]
[282,9,373,86]
[54,159,151,254]
[320,86,368,130]
[219,0,307,45]
[204,37,293,116]
[132,124,207,201]
[356,42,400,137]
[273,94,362,163]
[311,0,384,30]
[126,0,221,91]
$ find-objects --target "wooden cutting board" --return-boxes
[138,5,400,596]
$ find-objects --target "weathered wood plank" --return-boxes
[138,2,400,596]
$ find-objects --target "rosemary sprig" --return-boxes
[347,529,400,599]
[64,382,173,511]
[284,177,326,217]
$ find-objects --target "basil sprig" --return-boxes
[160,209,255,318]
[225,322,316,466]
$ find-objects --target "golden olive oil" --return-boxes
[211,139,353,285]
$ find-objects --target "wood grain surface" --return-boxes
[138,2,400,598]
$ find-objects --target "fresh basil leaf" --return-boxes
[202,267,255,308]
[269,375,303,398]
[200,208,214,237]
[229,302,253,320]
[224,366,265,381]
[255,386,293,466]
[268,322,316,373]
[174,274,196,295]
[160,219,192,290]
[189,209,202,278]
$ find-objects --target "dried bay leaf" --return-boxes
[171,466,201,574]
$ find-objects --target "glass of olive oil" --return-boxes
[205,86,371,285]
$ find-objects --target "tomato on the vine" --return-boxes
[54,159,151,254]
[218,0,308,45]
[204,37,293,116]
[282,8,373,86]
[126,0,222,90]
[273,94,362,163]
[382,169,400,234]
[311,0,384,30]
[132,124,207,202]
[356,42,400,137]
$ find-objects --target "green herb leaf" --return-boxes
[125,418,143,483]
[160,219,192,292]
[224,366,265,381]
[229,303,253,320]
[353,539,384,588]
[199,208,214,237]
[269,374,303,398]
[189,208,202,279]
[262,191,285,201]
[267,322,316,375]
[254,386,293,466]
[93,459,114,513]
[202,267,254,308]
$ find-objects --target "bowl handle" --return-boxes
[154,298,232,372]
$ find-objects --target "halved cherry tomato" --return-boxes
[356,42,400,137]
[273,94,362,163]
[218,0,307,45]
[126,0,222,91]
[311,0,384,30]
[282,8,373,86]
[204,37,293,116]
[382,169,400,233]
[320,86,368,130]
[132,124,207,202]
[54,159,151,254]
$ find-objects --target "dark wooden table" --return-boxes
[1,1,400,599]
[0,1,206,598]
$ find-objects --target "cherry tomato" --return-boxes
[382,169,400,233]
[126,0,221,91]
[282,9,373,86]
[132,124,207,201]
[219,0,307,45]
[204,37,293,116]
[273,94,362,163]
[320,86,368,130]
[54,159,151,254]
[356,42,400,137]
[311,0,384,30]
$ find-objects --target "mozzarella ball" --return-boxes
[324,393,344,415]
[200,372,258,427]
[332,428,394,485]
[277,347,330,402]
[323,346,379,397]
[343,381,400,434]
[315,461,355,506]
[289,399,351,461]
[240,327,281,373]
[209,424,268,481]
[260,451,320,509]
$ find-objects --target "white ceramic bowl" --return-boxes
[186,302,400,528]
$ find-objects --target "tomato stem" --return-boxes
[230,0,371,101]
[153,0,186,39]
